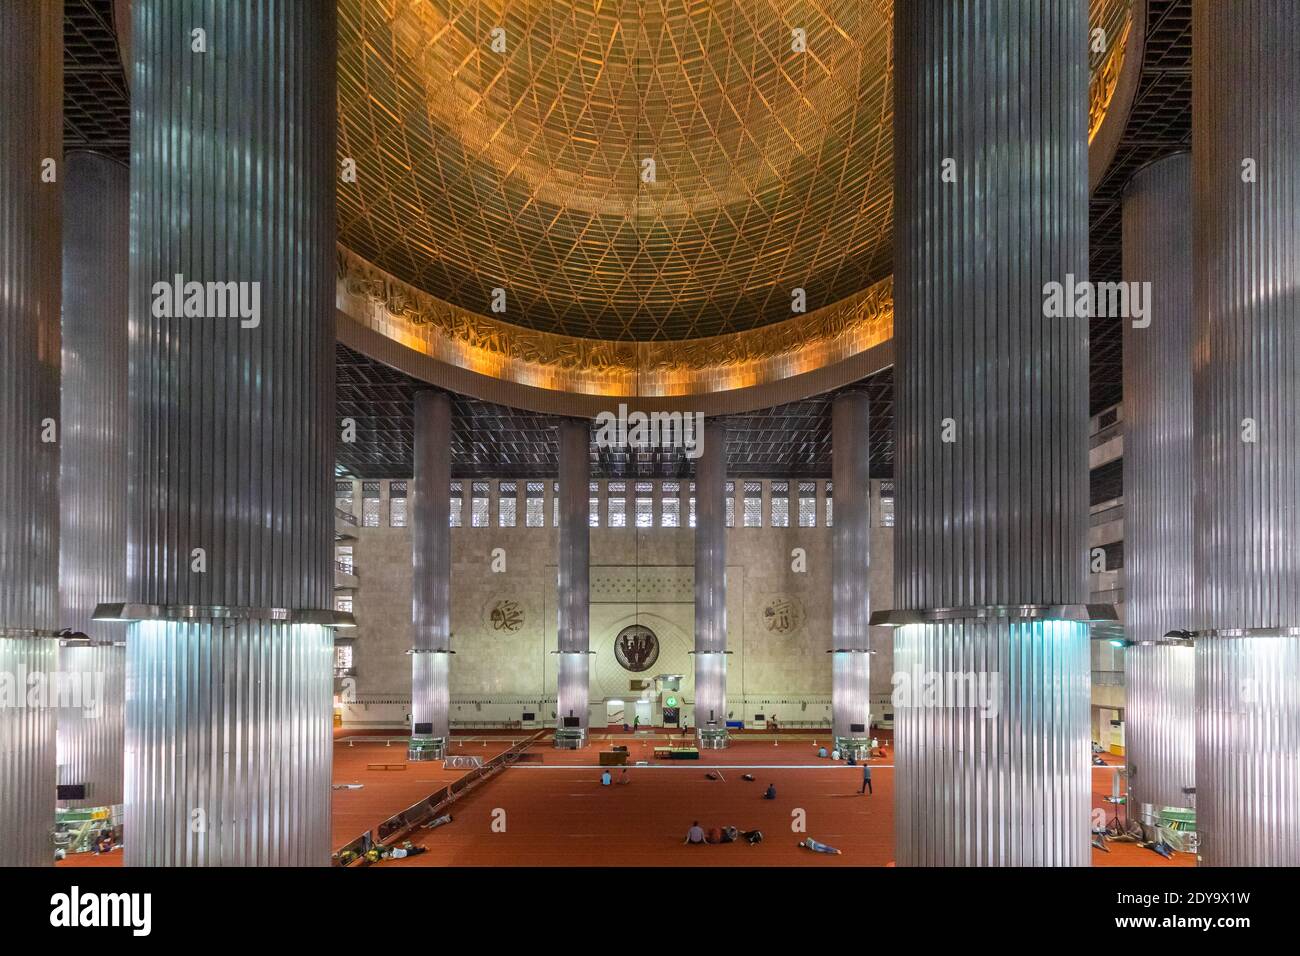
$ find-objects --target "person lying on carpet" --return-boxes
[799,837,842,855]
[684,821,706,845]
[742,829,764,845]
[763,783,777,799]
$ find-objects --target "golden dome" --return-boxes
[338,0,1130,343]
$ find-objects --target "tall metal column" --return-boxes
[410,391,451,760]
[887,0,1093,866]
[831,391,871,752]
[1192,0,1300,866]
[1121,153,1195,834]
[121,0,338,866]
[693,420,728,749]
[58,151,129,811]
[0,1,61,868]
[555,419,591,747]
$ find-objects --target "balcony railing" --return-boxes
[335,507,358,526]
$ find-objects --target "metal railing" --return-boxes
[335,507,358,526]
[333,729,547,866]
[335,560,356,576]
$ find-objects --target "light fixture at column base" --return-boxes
[870,604,1118,626]
[407,737,446,761]
[554,727,587,749]
[696,727,729,749]
[92,602,356,628]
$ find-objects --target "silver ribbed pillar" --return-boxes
[1121,153,1195,829]
[0,2,61,868]
[891,0,1091,866]
[58,151,130,809]
[831,392,871,747]
[693,420,728,748]
[555,419,591,745]
[1192,0,1300,866]
[125,0,337,866]
[410,391,451,760]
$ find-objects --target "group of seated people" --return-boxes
[683,821,764,846]
[682,822,839,854]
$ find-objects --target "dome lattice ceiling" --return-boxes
[339,0,893,341]
[338,0,1130,343]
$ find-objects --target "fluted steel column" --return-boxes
[0,2,61,868]
[693,420,728,747]
[125,0,337,865]
[555,419,591,743]
[410,392,451,759]
[892,0,1091,866]
[831,392,871,746]
[1121,153,1195,829]
[1192,1,1300,866]
[58,151,129,810]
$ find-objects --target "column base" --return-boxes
[554,728,587,749]
[696,728,729,750]
[407,737,446,761]
[1136,806,1197,853]
[833,736,871,760]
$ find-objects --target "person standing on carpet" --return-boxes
[859,763,872,795]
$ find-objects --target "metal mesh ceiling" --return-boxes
[1088,0,1192,414]
[63,0,129,161]
[336,343,892,479]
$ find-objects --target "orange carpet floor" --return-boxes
[55,733,1195,868]
[381,739,895,867]
[331,737,513,850]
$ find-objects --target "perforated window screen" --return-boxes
[661,481,680,527]
[743,481,762,527]
[498,481,517,527]
[798,481,817,527]
[388,481,407,528]
[471,481,489,527]
[526,481,544,527]
[361,480,381,527]
[608,481,626,528]
[634,481,654,528]
[335,480,354,516]
[450,480,462,527]
[725,480,735,528]
[825,481,833,527]
[770,480,789,528]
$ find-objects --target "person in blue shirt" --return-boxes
[799,837,842,855]
[859,763,873,795]
[601,770,612,786]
